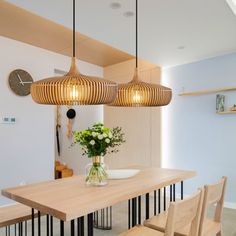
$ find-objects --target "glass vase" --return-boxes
[85,156,108,186]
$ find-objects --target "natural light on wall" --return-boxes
[226,0,236,15]
[161,70,172,168]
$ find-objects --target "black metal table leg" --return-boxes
[38,211,41,236]
[158,189,161,214]
[170,185,173,202]
[110,207,112,229]
[50,216,53,236]
[164,187,167,211]
[46,215,49,236]
[128,200,131,229]
[181,181,184,200]
[131,198,137,227]
[25,221,27,236]
[71,220,75,236]
[20,222,23,236]
[154,190,157,215]
[145,193,149,220]
[173,184,176,201]
[87,213,93,236]
[31,209,35,236]
[60,220,64,236]
[18,223,22,236]
[138,196,141,225]
[77,216,84,236]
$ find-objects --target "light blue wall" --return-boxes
[162,53,236,204]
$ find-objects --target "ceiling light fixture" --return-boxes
[110,2,122,9]
[226,0,236,16]
[124,11,134,17]
[31,0,117,105]
[109,0,172,107]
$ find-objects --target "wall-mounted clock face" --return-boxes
[8,69,34,96]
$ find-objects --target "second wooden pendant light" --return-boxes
[109,0,172,107]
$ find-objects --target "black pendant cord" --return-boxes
[73,0,76,58]
[135,0,138,69]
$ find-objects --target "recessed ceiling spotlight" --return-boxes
[110,2,122,9]
[225,0,236,16]
[124,11,134,17]
[177,46,185,50]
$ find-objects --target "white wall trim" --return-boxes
[174,193,236,210]
[224,201,236,210]
[0,203,17,208]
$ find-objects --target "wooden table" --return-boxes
[2,168,196,236]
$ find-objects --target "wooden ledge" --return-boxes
[0,203,39,227]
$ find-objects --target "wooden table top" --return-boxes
[2,168,196,221]
[0,204,37,227]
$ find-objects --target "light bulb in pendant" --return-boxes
[133,90,141,104]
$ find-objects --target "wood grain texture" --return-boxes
[179,86,236,96]
[216,111,236,115]
[0,1,134,67]
[199,177,227,236]
[30,58,118,105]
[0,204,38,227]
[119,225,164,236]
[143,177,227,236]
[2,168,196,222]
[120,189,203,236]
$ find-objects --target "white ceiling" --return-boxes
[6,0,236,67]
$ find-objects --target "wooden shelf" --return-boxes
[179,86,236,96]
[216,110,236,115]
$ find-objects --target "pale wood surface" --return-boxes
[2,168,196,222]
[121,189,203,236]
[104,60,162,170]
[0,1,134,67]
[0,204,38,227]
[119,225,164,236]
[199,177,227,236]
[145,190,203,236]
[144,211,189,236]
[143,177,227,236]
[216,111,236,114]
[179,86,236,96]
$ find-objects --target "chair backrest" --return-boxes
[198,176,227,236]
[164,188,204,236]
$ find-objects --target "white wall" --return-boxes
[55,70,103,175]
[162,53,236,206]
[0,36,103,205]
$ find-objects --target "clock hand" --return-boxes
[16,73,24,86]
[21,81,33,84]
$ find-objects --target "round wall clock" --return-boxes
[8,69,34,96]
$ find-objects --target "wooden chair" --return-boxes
[199,176,227,236]
[144,177,227,236]
[119,189,203,236]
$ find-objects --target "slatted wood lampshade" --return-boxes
[109,0,172,107]
[110,68,172,107]
[30,0,117,105]
[31,58,117,105]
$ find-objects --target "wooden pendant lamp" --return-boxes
[31,0,117,105]
[109,0,172,107]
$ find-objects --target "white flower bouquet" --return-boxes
[73,123,125,157]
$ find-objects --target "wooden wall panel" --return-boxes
[104,59,162,168]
